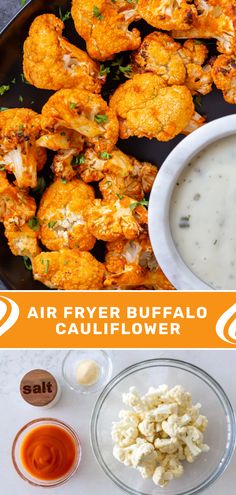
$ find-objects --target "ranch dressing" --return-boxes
[170,134,236,289]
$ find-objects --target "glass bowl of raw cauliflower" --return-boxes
[91,358,235,495]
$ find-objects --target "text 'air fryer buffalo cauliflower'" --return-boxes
[23,14,103,92]
[38,88,118,153]
[0,108,46,188]
[110,73,194,141]
[38,178,96,251]
[84,196,148,242]
[32,249,105,289]
[132,33,213,95]
[79,147,158,201]
[105,232,175,289]
[172,0,236,55]
[71,0,141,61]
[212,55,236,104]
[137,0,197,31]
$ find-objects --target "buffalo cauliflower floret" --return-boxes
[212,55,236,104]
[132,34,213,95]
[137,0,197,31]
[32,249,105,289]
[37,178,96,251]
[110,73,194,141]
[104,233,175,289]
[173,0,236,55]
[23,14,103,93]
[0,108,46,188]
[84,196,147,242]
[79,147,157,201]
[4,224,41,259]
[0,172,36,226]
[71,0,141,61]
[52,148,83,181]
[39,88,118,153]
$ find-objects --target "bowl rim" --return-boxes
[12,417,82,487]
[148,114,236,290]
[90,357,236,495]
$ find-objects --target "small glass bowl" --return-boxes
[62,350,113,394]
[91,358,236,495]
[12,418,81,487]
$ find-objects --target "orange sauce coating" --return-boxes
[20,424,77,481]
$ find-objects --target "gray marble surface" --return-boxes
[0,1,29,289]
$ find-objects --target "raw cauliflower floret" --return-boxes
[172,0,236,55]
[23,14,103,92]
[112,419,139,447]
[0,108,46,188]
[84,196,147,242]
[212,55,236,104]
[37,178,96,251]
[79,147,157,201]
[71,0,141,61]
[32,249,105,290]
[104,233,174,289]
[137,0,197,31]
[110,73,194,142]
[38,88,118,153]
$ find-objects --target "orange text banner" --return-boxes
[0,291,236,348]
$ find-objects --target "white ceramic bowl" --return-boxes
[148,115,236,290]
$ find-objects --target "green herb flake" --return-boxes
[119,64,132,77]
[93,6,104,20]
[117,194,124,200]
[130,199,149,210]
[32,176,46,196]
[20,73,30,84]
[193,95,202,108]
[95,114,108,124]
[0,164,5,171]
[194,39,203,45]
[23,256,32,270]
[72,154,85,166]
[69,101,77,109]
[0,107,8,112]
[59,8,71,22]
[41,259,50,274]
[99,64,110,77]
[61,178,68,184]
[100,151,112,160]
[11,78,16,84]
[19,95,24,103]
[28,216,40,231]
[21,0,27,6]
[0,85,10,96]
[48,221,57,229]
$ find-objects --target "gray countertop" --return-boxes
[0,1,29,289]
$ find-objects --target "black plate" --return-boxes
[0,0,235,289]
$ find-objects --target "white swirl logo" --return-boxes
[216,303,236,345]
[0,296,20,336]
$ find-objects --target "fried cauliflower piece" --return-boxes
[4,224,41,259]
[173,0,236,55]
[32,249,105,290]
[0,172,36,226]
[110,74,194,141]
[38,178,96,252]
[137,0,197,31]
[0,109,46,188]
[212,55,236,104]
[71,0,141,61]
[23,14,103,93]
[132,34,213,95]
[38,89,118,153]
[104,233,175,289]
[79,147,157,200]
[84,196,148,242]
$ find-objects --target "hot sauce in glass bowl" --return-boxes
[12,418,81,487]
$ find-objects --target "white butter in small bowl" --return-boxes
[149,115,236,290]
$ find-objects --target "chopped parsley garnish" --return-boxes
[194,39,203,45]
[28,216,40,231]
[32,176,46,196]
[99,64,110,77]
[0,85,10,96]
[130,199,149,210]
[21,0,27,7]
[23,256,32,270]
[0,107,8,112]
[0,164,5,171]
[117,194,124,200]
[19,95,24,102]
[20,73,30,84]
[69,101,77,109]
[48,221,57,229]
[100,151,112,160]
[93,6,104,20]
[58,8,71,22]
[61,178,68,184]
[111,56,133,79]
[72,154,85,165]
[95,114,108,124]
[41,259,50,274]
[31,100,35,105]
[11,78,16,84]
[193,95,202,109]
[119,64,132,76]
